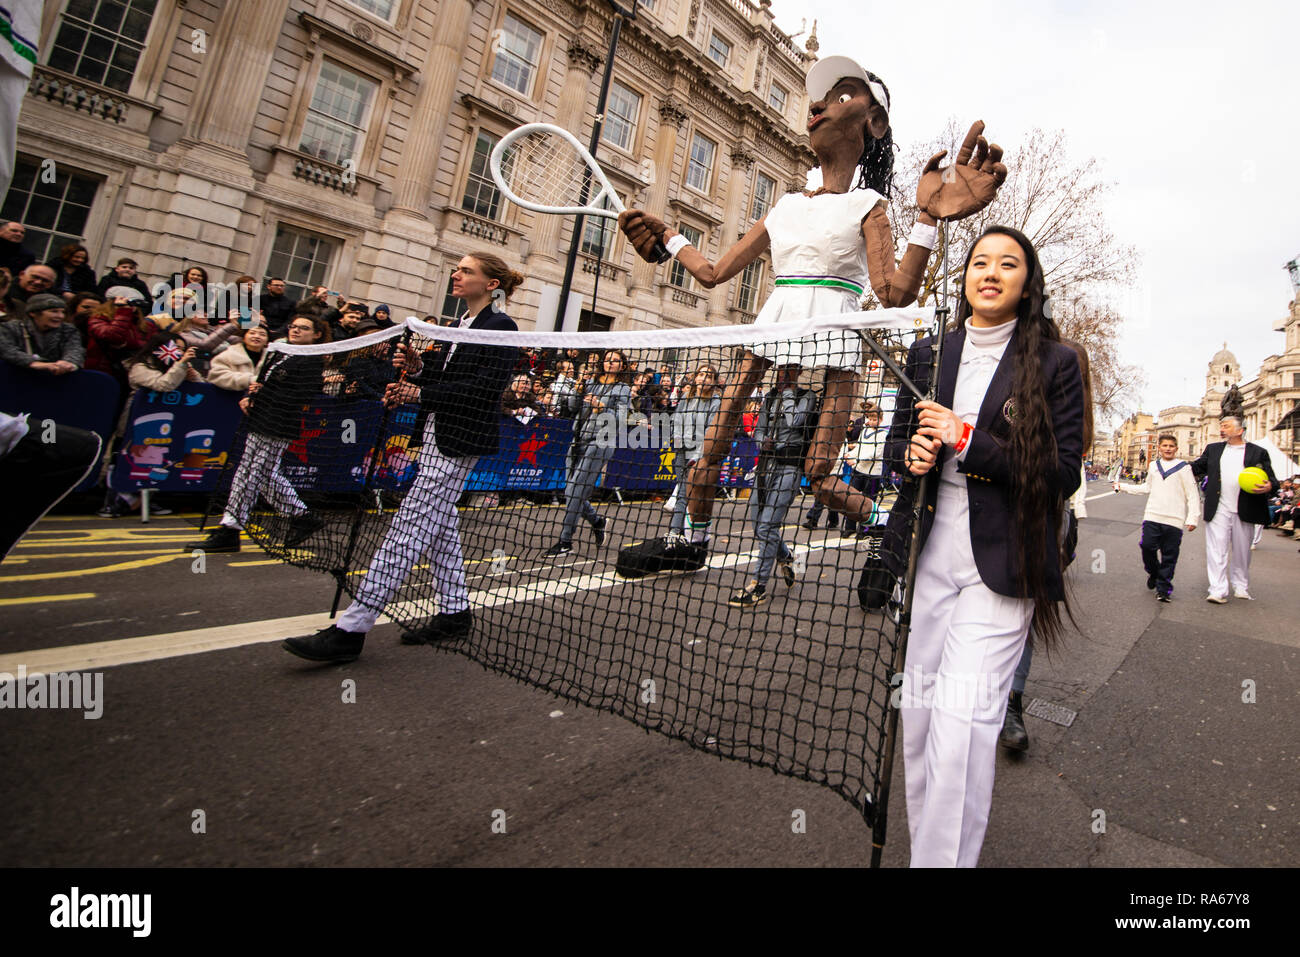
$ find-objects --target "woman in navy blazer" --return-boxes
[884,226,1084,867]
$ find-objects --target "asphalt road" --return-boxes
[1,480,1296,867]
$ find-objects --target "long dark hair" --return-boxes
[856,70,894,199]
[954,225,1071,645]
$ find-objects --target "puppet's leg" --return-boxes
[806,368,874,523]
[685,350,770,530]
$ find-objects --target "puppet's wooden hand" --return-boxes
[619,209,668,263]
[916,121,1007,221]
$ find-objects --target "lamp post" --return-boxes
[552,0,640,332]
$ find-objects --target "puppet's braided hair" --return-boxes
[855,70,895,199]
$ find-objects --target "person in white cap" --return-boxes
[615,54,1007,578]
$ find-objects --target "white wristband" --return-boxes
[665,234,690,258]
[908,222,938,251]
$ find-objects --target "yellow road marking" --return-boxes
[5,548,186,560]
[228,559,283,567]
[0,553,188,582]
[0,592,96,607]
[30,513,206,522]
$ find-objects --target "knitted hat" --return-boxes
[104,285,146,302]
[25,293,66,313]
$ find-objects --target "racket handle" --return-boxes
[651,241,672,264]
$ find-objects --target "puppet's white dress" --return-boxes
[751,188,884,370]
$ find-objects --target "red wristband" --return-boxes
[953,422,973,455]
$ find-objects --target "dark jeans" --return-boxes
[1140,520,1183,597]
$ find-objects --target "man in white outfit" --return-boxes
[1190,416,1276,603]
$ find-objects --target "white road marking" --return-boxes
[0,537,863,678]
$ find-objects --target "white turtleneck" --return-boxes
[941,318,1017,486]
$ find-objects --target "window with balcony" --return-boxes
[461,130,507,221]
[736,259,763,312]
[686,132,716,194]
[751,171,776,220]
[299,61,378,168]
[47,0,157,93]
[440,272,470,324]
[491,13,544,96]
[601,80,641,152]
[669,225,703,289]
[580,197,618,258]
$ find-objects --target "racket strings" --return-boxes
[502,132,607,211]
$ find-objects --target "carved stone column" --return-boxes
[704,146,755,320]
[630,95,688,291]
[390,0,478,218]
[528,37,604,263]
[188,0,295,151]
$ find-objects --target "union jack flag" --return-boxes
[154,341,184,364]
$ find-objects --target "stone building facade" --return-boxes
[8,0,818,332]
[1196,301,1300,458]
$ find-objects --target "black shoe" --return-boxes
[183,525,241,553]
[825,520,838,530]
[801,519,818,531]
[285,513,326,547]
[856,528,870,540]
[590,515,608,547]
[401,609,474,645]
[544,540,573,557]
[1146,574,1157,590]
[615,534,707,579]
[779,557,796,588]
[728,582,768,607]
[1156,592,1172,602]
[999,691,1029,752]
[282,625,365,663]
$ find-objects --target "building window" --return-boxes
[490,13,544,96]
[0,158,99,265]
[266,225,339,303]
[299,61,378,167]
[344,0,396,19]
[751,171,776,220]
[707,33,731,68]
[669,225,703,289]
[440,272,469,324]
[461,130,508,220]
[768,83,787,114]
[47,0,157,93]
[736,259,763,312]
[602,80,641,152]
[686,133,716,194]
[580,198,617,258]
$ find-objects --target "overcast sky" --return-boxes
[774,0,1300,428]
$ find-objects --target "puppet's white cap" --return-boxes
[805,55,889,116]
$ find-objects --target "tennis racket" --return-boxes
[489,123,671,263]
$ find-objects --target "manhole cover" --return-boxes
[1025,698,1077,727]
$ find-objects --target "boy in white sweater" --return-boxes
[1114,433,1200,601]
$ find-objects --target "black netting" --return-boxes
[200,313,938,833]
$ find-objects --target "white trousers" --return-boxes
[221,433,307,529]
[339,420,477,633]
[1204,506,1253,599]
[902,482,1033,868]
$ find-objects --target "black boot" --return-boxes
[183,525,240,553]
[282,625,366,663]
[1000,691,1029,752]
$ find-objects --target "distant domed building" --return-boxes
[1197,302,1300,458]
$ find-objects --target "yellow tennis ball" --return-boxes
[1237,466,1268,493]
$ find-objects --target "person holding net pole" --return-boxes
[885,226,1085,867]
[614,55,1008,577]
[282,253,522,664]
